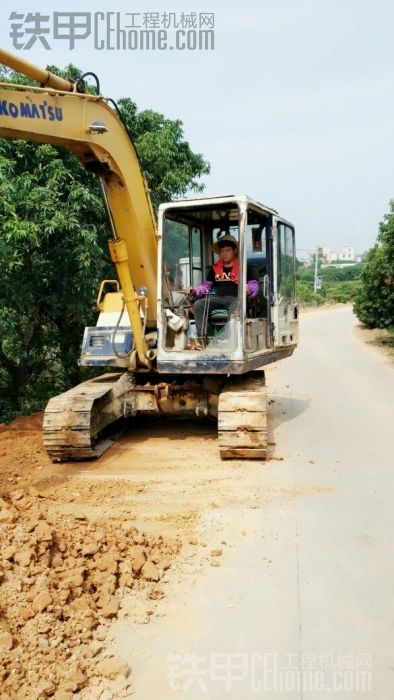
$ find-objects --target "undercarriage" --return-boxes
[43,371,267,462]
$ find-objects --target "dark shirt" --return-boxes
[207,266,238,297]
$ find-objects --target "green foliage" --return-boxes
[0,141,109,420]
[117,98,209,210]
[296,281,324,306]
[354,201,394,328]
[323,280,361,303]
[296,262,362,306]
[297,263,363,284]
[0,65,210,421]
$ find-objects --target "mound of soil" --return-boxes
[0,489,180,699]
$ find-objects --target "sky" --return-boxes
[1,0,393,256]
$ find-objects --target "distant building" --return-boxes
[339,246,355,261]
[308,245,358,264]
[303,245,361,267]
[320,246,331,262]
[321,261,358,269]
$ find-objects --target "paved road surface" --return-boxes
[114,306,393,699]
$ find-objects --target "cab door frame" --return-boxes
[272,216,298,349]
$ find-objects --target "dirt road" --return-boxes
[1,305,393,698]
[112,305,393,699]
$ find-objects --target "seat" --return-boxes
[209,309,229,324]
[208,309,229,338]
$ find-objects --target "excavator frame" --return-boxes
[0,49,298,461]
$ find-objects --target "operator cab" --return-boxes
[157,195,298,374]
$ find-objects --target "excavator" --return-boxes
[0,49,298,461]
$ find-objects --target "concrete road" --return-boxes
[114,306,394,699]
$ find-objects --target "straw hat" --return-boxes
[212,234,239,253]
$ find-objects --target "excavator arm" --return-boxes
[0,48,157,368]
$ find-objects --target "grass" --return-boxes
[355,325,394,360]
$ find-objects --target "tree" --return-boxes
[117,98,209,211]
[354,201,394,328]
[0,144,108,417]
[0,65,210,421]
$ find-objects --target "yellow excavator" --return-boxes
[0,49,298,461]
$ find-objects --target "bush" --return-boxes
[354,201,394,328]
[297,279,359,306]
[296,281,324,305]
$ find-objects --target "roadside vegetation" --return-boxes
[353,200,394,329]
[296,261,363,306]
[354,325,394,360]
[0,65,209,422]
[298,199,394,327]
[353,200,394,357]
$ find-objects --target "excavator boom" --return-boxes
[0,48,74,91]
[0,50,157,368]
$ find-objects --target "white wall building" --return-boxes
[303,245,360,266]
[339,246,355,261]
[320,246,331,262]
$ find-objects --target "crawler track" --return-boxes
[43,372,133,461]
[218,371,267,459]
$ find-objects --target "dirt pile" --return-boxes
[0,490,180,699]
[0,414,49,492]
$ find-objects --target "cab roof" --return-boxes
[159,194,279,217]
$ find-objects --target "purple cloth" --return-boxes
[246,280,260,298]
[193,281,213,297]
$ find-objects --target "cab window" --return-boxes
[277,223,295,300]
